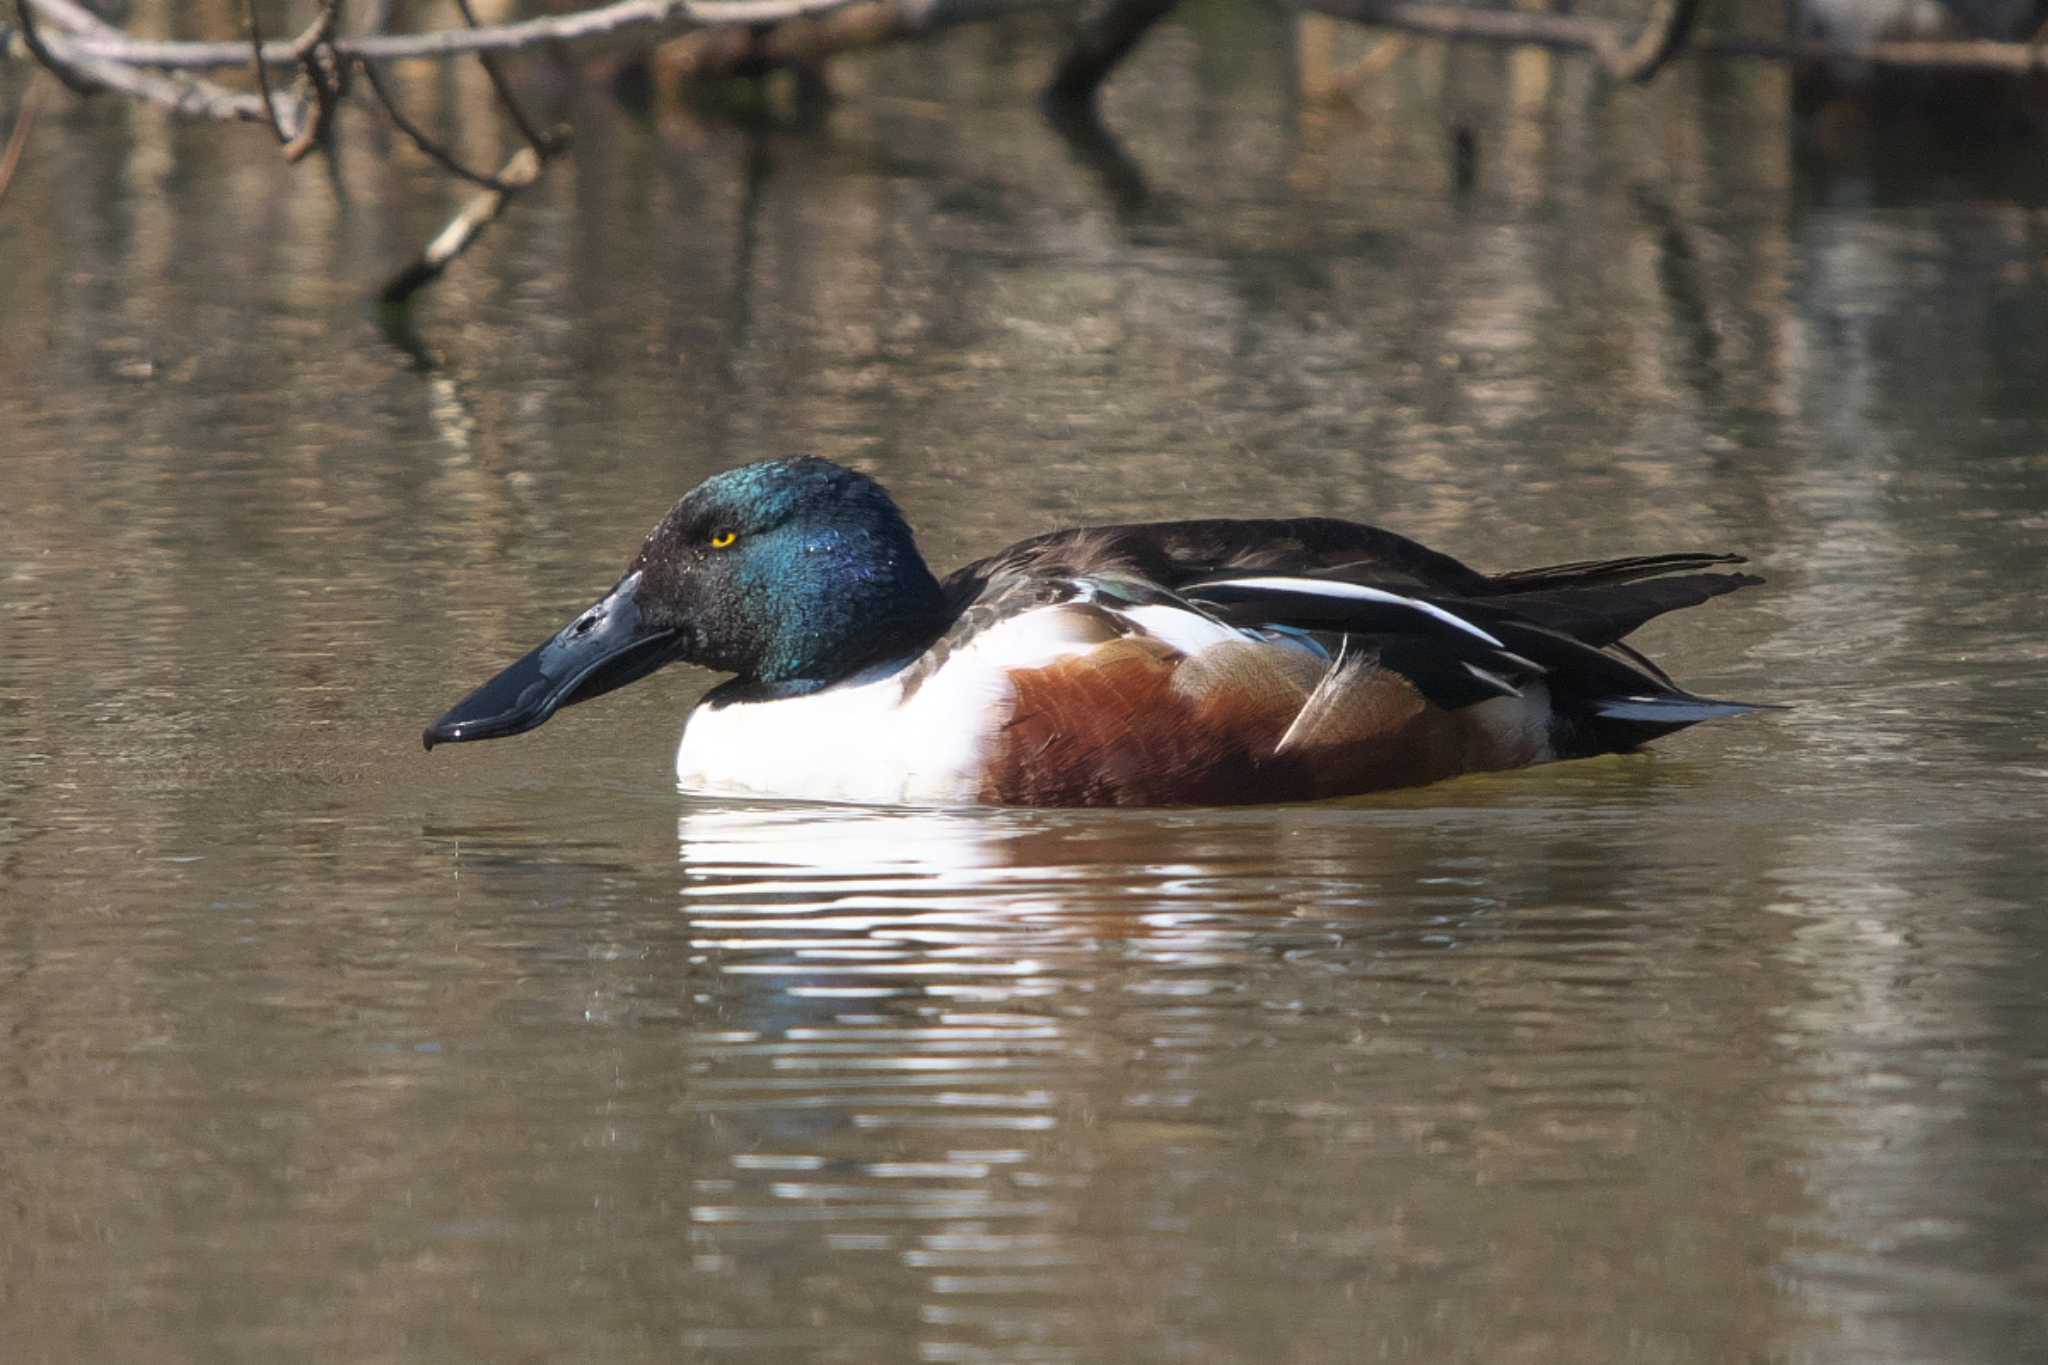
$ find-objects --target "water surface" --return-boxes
[2,18,2046,1363]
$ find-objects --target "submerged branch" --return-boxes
[380,145,544,305]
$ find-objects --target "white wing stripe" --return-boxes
[1185,576,1505,648]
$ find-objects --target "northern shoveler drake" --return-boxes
[424,456,1770,806]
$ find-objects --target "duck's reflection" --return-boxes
[678,802,1035,902]
[665,798,1521,1361]
[673,799,1415,1010]
[661,785,1817,1363]
[673,803,1100,1360]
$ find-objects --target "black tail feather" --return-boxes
[1486,552,1748,590]
[1456,569,1764,649]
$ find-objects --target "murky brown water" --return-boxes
[4,15,2047,1363]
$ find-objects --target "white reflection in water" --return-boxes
[672,802,1119,1361]
[678,802,1075,998]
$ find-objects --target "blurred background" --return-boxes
[2,2,2046,1361]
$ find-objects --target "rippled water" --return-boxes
[3,15,2047,1363]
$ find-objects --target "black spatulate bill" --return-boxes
[423,572,686,749]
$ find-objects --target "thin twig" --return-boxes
[245,0,291,143]
[377,0,575,303]
[0,66,46,208]
[452,0,559,155]
[280,0,341,162]
[359,59,512,188]
[355,0,509,186]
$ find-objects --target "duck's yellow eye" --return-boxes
[709,530,738,549]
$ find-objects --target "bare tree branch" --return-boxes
[351,0,510,189]
[245,0,295,144]
[35,0,844,71]
[359,59,513,190]
[13,0,2048,101]
[451,0,562,156]
[15,1,280,123]
[279,0,342,161]
[14,0,98,94]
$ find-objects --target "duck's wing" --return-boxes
[943,516,1769,726]
[940,517,1496,609]
[947,520,1759,644]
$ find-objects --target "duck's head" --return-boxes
[423,456,947,749]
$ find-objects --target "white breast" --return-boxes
[676,674,965,804]
[673,603,1112,805]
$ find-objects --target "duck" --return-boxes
[423,456,1771,806]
